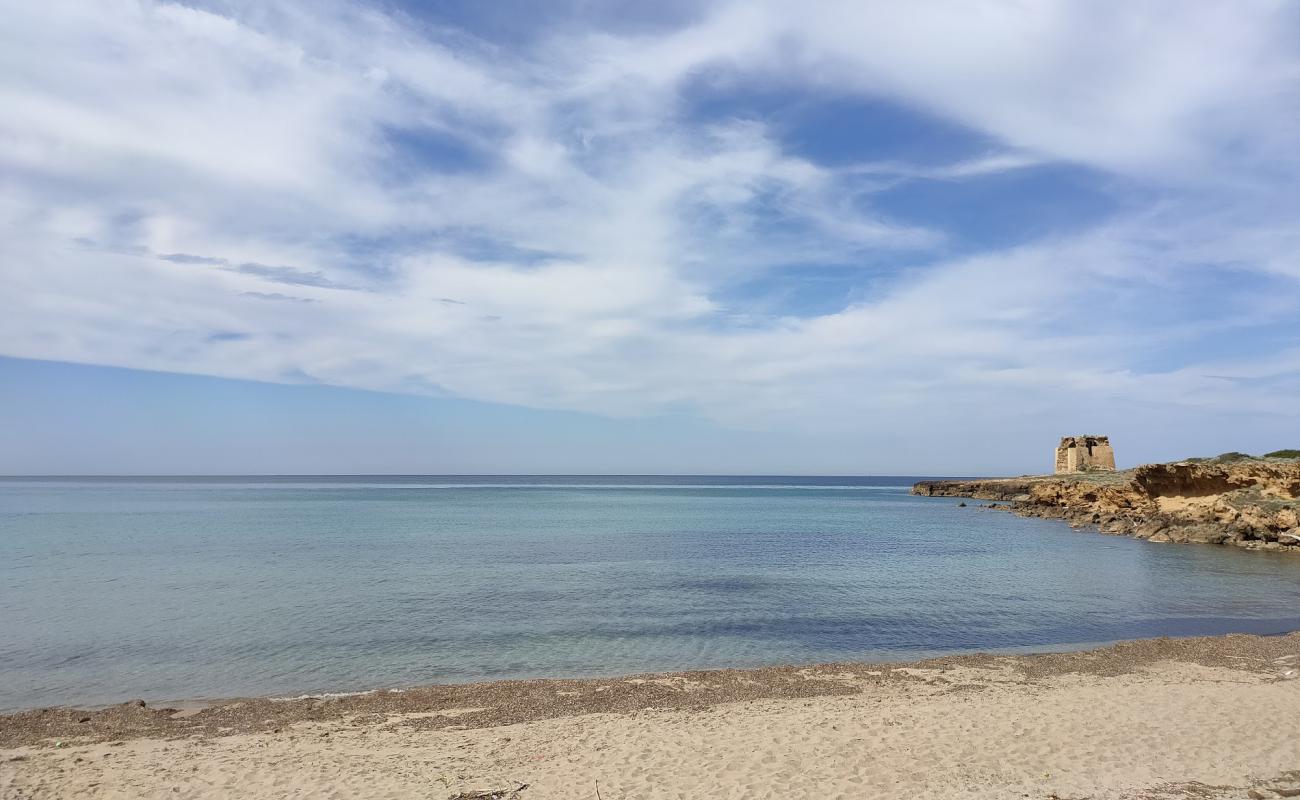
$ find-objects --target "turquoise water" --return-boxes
[2,476,1299,710]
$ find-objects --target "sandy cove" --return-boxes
[3,633,1300,799]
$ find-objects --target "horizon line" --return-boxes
[0,472,978,479]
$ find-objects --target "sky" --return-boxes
[1,0,1299,475]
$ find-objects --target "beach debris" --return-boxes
[449,783,528,800]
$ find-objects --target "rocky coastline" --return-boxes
[912,456,1300,551]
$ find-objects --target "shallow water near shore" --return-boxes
[2,475,1299,710]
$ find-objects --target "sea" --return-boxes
[2,475,1299,711]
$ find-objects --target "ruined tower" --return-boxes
[1054,435,1116,474]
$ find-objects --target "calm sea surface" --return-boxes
[2,475,1299,710]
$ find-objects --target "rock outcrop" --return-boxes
[913,456,1300,552]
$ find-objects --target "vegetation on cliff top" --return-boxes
[1183,450,1300,464]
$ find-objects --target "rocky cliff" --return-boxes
[912,457,1300,551]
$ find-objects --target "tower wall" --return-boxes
[1054,435,1115,474]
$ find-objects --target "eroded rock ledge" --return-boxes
[913,458,1300,551]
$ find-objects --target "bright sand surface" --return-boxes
[3,637,1300,799]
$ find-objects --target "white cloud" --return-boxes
[0,0,1298,462]
[594,0,1300,180]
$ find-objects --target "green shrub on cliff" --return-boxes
[1211,451,1253,463]
[1264,449,1300,459]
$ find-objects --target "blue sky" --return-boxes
[1,0,1298,474]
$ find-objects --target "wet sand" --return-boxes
[3,632,1299,798]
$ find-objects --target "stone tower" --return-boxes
[1054,435,1116,474]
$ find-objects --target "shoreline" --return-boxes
[15,624,1300,718]
[4,630,1299,750]
[5,631,1300,799]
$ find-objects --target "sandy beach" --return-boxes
[3,633,1299,799]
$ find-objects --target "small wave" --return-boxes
[268,689,391,702]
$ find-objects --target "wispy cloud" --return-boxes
[226,263,344,289]
[0,0,1297,451]
[158,253,228,265]
[240,291,317,304]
